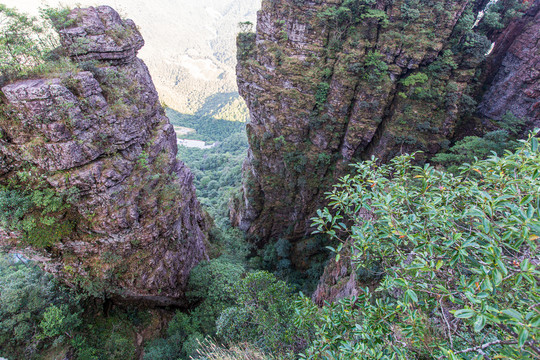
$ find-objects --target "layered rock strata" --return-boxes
[0,6,208,305]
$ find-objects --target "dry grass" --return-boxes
[191,340,275,360]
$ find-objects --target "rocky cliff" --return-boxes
[478,0,540,129]
[0,6,208,305]
[232,0,538,267]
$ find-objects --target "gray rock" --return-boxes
[59,6,144,64]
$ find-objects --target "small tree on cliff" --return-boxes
[0,5,71,83]
[300,130,540,359]
[0,5,49,81]
[238,21,254,33]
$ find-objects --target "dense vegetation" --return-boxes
[167,108,247,143]
[307,131,540,359]
[143,131,540,360]
[2,132,539,359]
[178,132,247,222]
[0,254,159,360]
[1,3,539,360]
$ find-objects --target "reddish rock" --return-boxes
[0,6,208,306]
[478,1,540,129]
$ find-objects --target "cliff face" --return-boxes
[233,0,496,252]
[478,1,540,128]
[0,6,208,305]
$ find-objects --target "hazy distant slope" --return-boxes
[2,0,259,116]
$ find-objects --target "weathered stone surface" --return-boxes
[0,6,208,305]
[59,6,144,64]
[478,1,540,129]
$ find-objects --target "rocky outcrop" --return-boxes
[478,0,540,129]
[59,6,145,64]
[311,246,358,306]
[0,6,208,305]
[232,0,501,254]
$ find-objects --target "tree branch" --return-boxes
[454,340,516,354]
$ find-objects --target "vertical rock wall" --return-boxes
[233,0,492,254]
[478,0,540,128]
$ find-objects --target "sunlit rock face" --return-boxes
[0,6,208,306]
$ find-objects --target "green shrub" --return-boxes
[0,186,75,248]
[314,82,330,111]
[363,50,388,79]
[307,130,540,358]
[0,189,32,229]
[238,21,254,33]
[402,72,428,87]
[0,5,77,84]
[237,32,256,61]
[143,332,184,360]
[40,304,81,338]
[316,153,331,168]
[434,114,526,173]
[400,0,420,23]
[187,258,244,334]
[0,255,82,359]
[217,271,308,357]
[76,313,137,360]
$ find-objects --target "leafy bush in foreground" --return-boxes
[0,255,82,359]
[305,130,540,359]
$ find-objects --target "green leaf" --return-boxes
[518,328,529,348]
[476,292,489,299]
[496,258,508,276]
[520,258,530,271]
[527,204,534,219]
[453,309,475,319]
[501,309,523,321]
[493,269,502,286]
[406,289,418,303]
[531,137,538,152]
[473,315,486,332]
[530,314,540,327]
